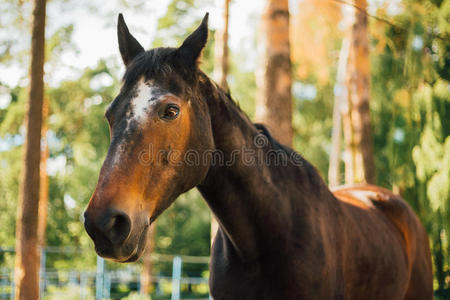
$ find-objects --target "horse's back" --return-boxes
[332,184,433,300]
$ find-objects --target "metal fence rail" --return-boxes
[0,247,211,300]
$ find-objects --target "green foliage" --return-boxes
[292,82,334,179]
[370,0,450,291]
[228,52,257,119]
[0,0,31,65]
[153,0,208,47]
[152,0,215,75]
[0,86,27,136]
[121,292,151,300]
[0,145,21,246]
[154,190,210,257]
[44,284,94,300]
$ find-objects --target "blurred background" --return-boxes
[0,0,448,299]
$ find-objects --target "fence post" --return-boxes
[104,272,111,300]
[96,256,105,300]
[10,270,14,300]
[1,272,6,299]
[171,256,182,300]
[69,270,77,285]
[80,271,87,300]
[137,270,140,295]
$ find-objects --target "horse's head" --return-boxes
[84,13,214,262]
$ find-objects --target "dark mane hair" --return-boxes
[253,123,296,156]
[122,48,174,88]
[122,47,202,93]
[254,121,325,190]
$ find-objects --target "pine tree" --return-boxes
[343,0,376,184]
[256,0,293,146]
[14,0,47,298]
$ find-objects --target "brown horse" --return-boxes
[83,14,433,299]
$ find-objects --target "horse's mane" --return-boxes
[122,48,183,91]
[253,123,297,156]
[253,116,325,190]
[208,75,304,164]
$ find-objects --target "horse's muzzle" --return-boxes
[84,207,143,261]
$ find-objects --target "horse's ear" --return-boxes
[117,13,145,66]
[177,13,209,67]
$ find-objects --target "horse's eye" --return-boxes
[159,104,180,120]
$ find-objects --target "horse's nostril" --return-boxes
[102,211,131,245]
[83,211,97,240]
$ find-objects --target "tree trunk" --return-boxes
[14,0,46,299]
[140,223,156,296]
[328,37,350,188]
[37,97,49,299]
[343,0,375,184]
[211,0,231,244]
[342,97,355,185]
[213,0,230,91]
[256,0,293,147]
[38,96,49,248]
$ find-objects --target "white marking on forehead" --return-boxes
[111,142,126,167]
[109,79,168,168]
[130,79,166,124]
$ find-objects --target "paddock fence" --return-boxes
[0,247,211,300]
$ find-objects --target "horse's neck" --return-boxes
[197,77,333,261]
